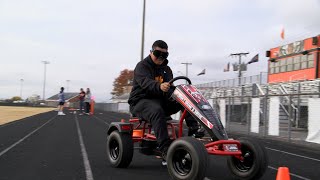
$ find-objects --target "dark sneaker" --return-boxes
[188,126,205,138]
[156,139,173,160]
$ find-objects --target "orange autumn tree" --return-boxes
[111,69,134,97]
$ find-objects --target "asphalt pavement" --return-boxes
[0,110,319,180]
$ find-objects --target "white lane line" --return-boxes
[266,147,320,162]
[268,166,311,180]
[92,115,110,126]
[0,115,56,157]
[75,115,94,180]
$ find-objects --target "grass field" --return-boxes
[0,106,56,125]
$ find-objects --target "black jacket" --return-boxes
[128,55,173,107]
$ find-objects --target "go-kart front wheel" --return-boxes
[167,137,208,180]
[227,137,268,180]
[106,131,133,168]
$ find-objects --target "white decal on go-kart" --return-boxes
[174,89,214,129]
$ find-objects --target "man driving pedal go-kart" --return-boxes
[128,40,205,160]
[106,40,268,180]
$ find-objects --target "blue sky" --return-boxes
[0,0,319,102]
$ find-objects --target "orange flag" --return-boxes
[281,28,285,40]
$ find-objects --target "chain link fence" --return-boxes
[206,80,320,142]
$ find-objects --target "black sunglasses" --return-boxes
[152,50,169,60]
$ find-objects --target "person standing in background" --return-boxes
[79,88,86,115]
[84,88,91,115]
[58,87,66,116]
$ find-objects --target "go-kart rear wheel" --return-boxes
[227,137,268,180]
[167,137,208,180]
[106,130,133,168]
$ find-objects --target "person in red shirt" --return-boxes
[79,88,86,115]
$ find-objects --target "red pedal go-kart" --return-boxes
[106,76,268,180]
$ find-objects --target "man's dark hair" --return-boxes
[152,40,168,50]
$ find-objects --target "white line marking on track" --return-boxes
[268,166,311,180]
[0,115,56,157]
[266,147,320,162]
[75,115,94,180]
[92,115,110,126]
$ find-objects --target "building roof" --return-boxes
[46,92,79,101]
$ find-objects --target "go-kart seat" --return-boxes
[130,114,180,138]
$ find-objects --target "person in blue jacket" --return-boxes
[58,87,66,116]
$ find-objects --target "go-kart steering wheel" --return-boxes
[168,76,192,85]
[167,76,192,102]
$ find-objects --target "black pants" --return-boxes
[131,98,198,145]
[79,100,84,113]
[85,102,90,113]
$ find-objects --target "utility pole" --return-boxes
[230,52,249,86]
[181,62,192,84]
[41,60,50,100]
[20,79,24,99]
[140,0,146,61]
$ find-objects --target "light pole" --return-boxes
[66,80,70,92]
[20,79,24,99]
[140,0,146,61]
[181,62,192,84]
[41,60,50,100]
[230,52,249,86]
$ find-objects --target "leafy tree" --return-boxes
[111,69,134,97]
[11,96,22,101]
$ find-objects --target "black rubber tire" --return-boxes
[227,137,268,180]
[106,131,133,168]
[167,137,208,180]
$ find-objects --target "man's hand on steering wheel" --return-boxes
[161,82,176,102]
[160,82,171,92]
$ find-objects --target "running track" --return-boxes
[0,110,319,180]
